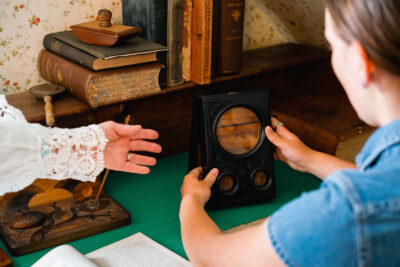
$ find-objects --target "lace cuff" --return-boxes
[0,94,27,122]
[38,125,108,182]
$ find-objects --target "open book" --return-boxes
[32,232,192,267]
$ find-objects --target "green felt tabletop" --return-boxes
[2,152,321,266]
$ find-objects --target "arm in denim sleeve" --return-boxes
[268,181,357,267]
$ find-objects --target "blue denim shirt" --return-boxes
[268,118,400,267]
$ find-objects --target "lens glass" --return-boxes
[216,107,261,155]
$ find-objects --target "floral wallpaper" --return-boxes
[0,0,122,94]
[243,0,328,51]
[0,0,326,95]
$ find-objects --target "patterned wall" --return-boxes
[0,0,122,94]
[0,0,326,95]
[243,0,328,50]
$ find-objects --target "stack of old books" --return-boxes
[38,31,168,108]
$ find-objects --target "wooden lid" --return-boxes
[70,21,141,46]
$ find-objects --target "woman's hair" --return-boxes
[325,0,400,75]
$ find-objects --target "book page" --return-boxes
[86,232,192,267]
[32,244,97,267]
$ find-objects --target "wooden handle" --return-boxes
[44,95,55,127]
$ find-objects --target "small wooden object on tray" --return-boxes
[70,9,141,46]
[0,178,130,256]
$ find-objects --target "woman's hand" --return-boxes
[99,121,162,174]
[265,117,315,173]
[181,167,219,207]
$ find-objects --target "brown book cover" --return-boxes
[182,0,193,81]
[270,86,375,162]
[37,49,162,108]
[43,33,161,71]
[167,0,184,87]
[191,0,213,84]
[218,0,245,74]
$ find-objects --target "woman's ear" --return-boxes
[351,41,375,87]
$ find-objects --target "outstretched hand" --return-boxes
[99,121,162,174]
[181,167,219,206]
[265,117,314,173]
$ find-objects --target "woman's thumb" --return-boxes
[265,126,284,148]
[204,168,219,188]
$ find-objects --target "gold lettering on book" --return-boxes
[231,9,242,23]
[204,1,212,74]
[228,3,244,7]
[225,36,242,41]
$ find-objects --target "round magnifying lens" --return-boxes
[215,107,261,155]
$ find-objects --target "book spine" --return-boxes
[123,0,148,39]
[37,49,162,107]
[38,49,91,103]
[153,0,168,46]
[218,0,245,74]
[153,0,168,88]
[43,34,96,71]
[191,0,213,85]
[123,0,167,88]
[182,0,192,81]
[211,0,220,78]
[167,0,184,87]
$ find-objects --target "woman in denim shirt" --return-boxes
[179,0,400,266]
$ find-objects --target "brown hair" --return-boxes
[325,0,400,75]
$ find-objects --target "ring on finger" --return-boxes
[126,153,132,161]
[274,121,285,130]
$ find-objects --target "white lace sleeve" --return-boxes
[0,94,27,122]
[37,124,108,181]
[0,96,108,195]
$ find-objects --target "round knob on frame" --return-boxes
[251,169,271,190]
[217,173,238,195]
[98,9,112,27]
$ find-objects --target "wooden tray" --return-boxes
[70,21,141,46]
[0,179,130,256]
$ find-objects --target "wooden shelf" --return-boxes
[6,43,335,157]
[7,43,329,123]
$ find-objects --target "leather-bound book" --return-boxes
[218,0,245,74]
[43,32,167,71]
[122,0,168,88]
[182,0,193,82]
[211,0,220,78]
[38,49,162,108]
[167,0,184,87]
[191,0,213,85]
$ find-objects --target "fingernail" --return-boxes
[210,168,218,175]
